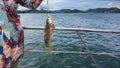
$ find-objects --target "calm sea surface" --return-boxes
[19,13,120,68]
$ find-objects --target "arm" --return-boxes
[18,0,43,9]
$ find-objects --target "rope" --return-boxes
[76,31,100,68]
[47,0,50,16]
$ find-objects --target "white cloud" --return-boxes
[108,2,114,6]
[42,0,66,4]
[37,0,67,10]
[17,5,29,10]
[49,0,66,3]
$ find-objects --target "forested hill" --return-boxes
[17,7,120,13]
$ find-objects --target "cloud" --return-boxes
[18,0,120,10]
[107,2,120,8]
[17,5,29,10]
[49,0,66,3]
[42,0,66,4]
[108,3,114,6]
[38,0,67,10]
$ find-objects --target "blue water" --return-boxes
[20,13,120,68]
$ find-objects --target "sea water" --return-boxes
[20,13,120,68]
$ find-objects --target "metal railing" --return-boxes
[23,26,120,33]
[23,26,120,68]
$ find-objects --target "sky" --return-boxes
[18,0,120,10]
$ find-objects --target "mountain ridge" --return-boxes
[17,7,120,13]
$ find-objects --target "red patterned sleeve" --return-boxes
[15,0,43,9]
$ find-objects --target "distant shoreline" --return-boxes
[17,7,120,13]
[18,12,120,14]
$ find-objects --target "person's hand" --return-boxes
[31,0,43,9]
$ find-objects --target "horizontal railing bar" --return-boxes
[24,50,120,56]
[23,26,120,33]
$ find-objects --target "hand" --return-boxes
[31,0,43,9]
